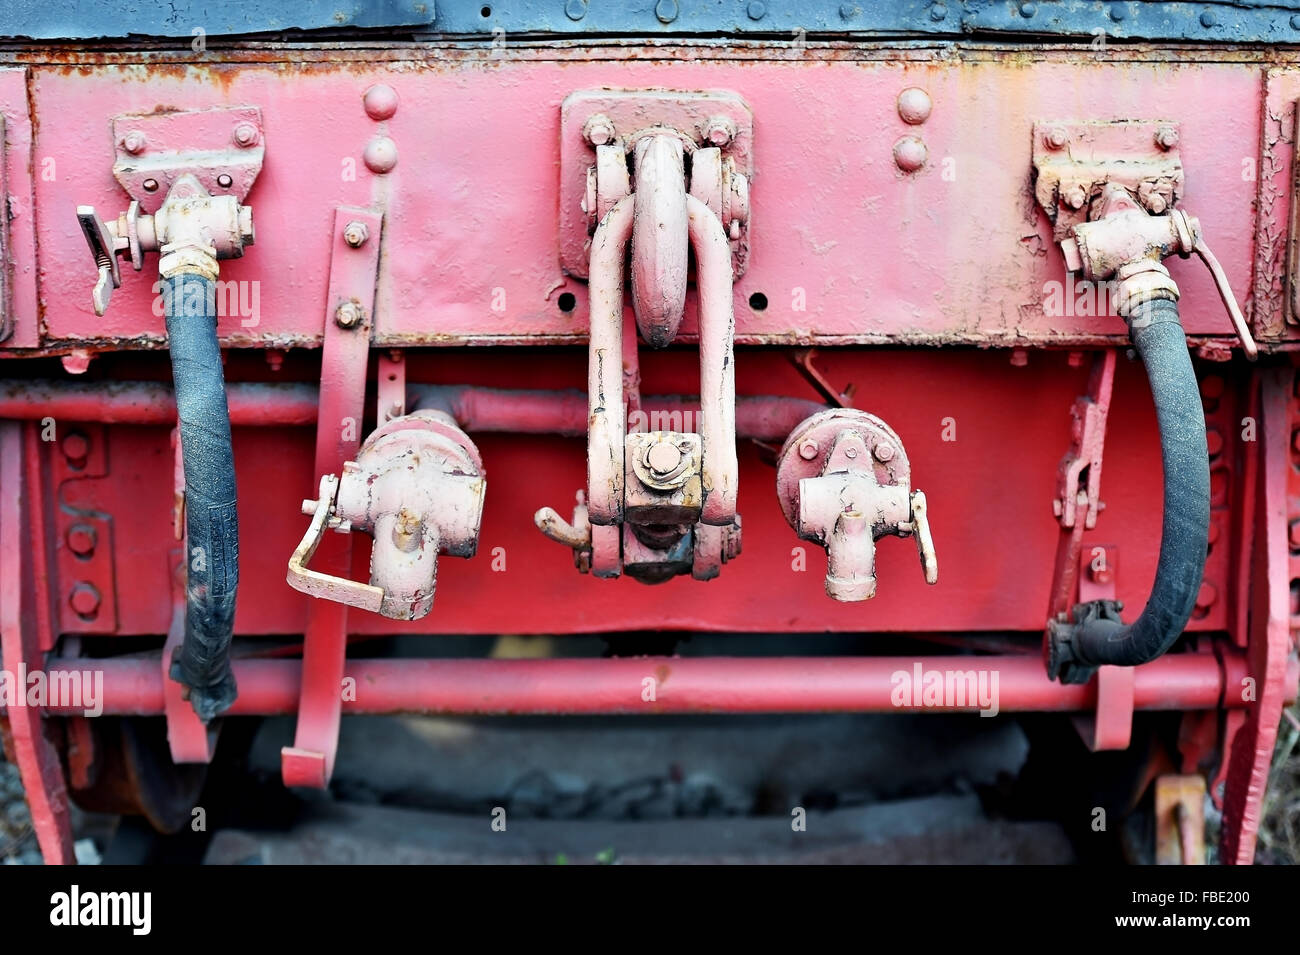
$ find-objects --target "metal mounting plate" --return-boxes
[1032,120,1183,241]
[559,89,752,278]
[111,106,264,213]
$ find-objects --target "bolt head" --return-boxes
[1063,185,1087,210]
[343,220,370,248]
[583,114,616,147]
[798,438,820,460]
[873,442,895,462]
[1155,125,1179,151]
[703,116,736,148]
[335,302,363,329]
[646,441,683,475]
[1044,126,1069,150]
[232,123,260,147]
[121,131,146,155]
[929,3,947,21]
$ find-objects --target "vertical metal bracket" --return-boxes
[281,207,382,790]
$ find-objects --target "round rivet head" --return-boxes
[216,173,233,188]
[748,0,767,20]
[929,3,947,20]
[565,0,588,21]
[1292,13,1300,29]
[363,84,399,120]
[893,135,928,172]
[838,3,858,19]
[1200,10,1216,27]
[363,135,399,173]
[69,582,101,619]
[655,0,678,23]
[897,87,932,125]
[1019,1,1036,16]
[1109,3,1127,21]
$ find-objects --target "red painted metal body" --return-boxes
[0,38,1297,866]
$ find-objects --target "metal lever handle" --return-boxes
[76,205,123,316]
[1192,238,1257,360]
[907,490,939,585]
[286,474,385,613]
[1169,209,1257,361]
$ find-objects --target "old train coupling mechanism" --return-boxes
[776,409,938,602]
[287,411,486,620]
[536,92,749,584]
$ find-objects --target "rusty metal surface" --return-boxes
[0,45,1287,352]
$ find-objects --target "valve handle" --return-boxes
[76,205,123,316]
[909,490,939,585]
[286,474,385,613]
[1170,210,1258,361]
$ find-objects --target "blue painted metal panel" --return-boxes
[4,0,1300,42]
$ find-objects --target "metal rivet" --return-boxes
[655,0,678,23]
[66,524,97,558]
[363,84,399,120]
[565,0,588,21]
[121,131,146,155]
[142,178,159,193]
[748,0,768,20]
[1155,125,1179,150]
[897,87,932,125]
[838,3,858,19]
[69,582,101,619]
[893,135,928,172]
[929,3,947,20]
[1109,3,1127,21]
[216,173,233,188]
[363,135,399,173]
[1019,2,1036,17]
[1200,10,1216,27]
[798,439,820,460]
[1292,14,1300,29]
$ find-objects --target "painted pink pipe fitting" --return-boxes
[331,410,485,619]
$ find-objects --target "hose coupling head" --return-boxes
[1047,598,1124,684]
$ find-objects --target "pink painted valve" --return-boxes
[287,410,485,620]
[777,409,938,601]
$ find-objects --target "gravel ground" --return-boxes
[0,754,101,865]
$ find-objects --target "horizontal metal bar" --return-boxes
[26,650,1250,716]
[0,380,825,442]
[4,0,1297,43]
